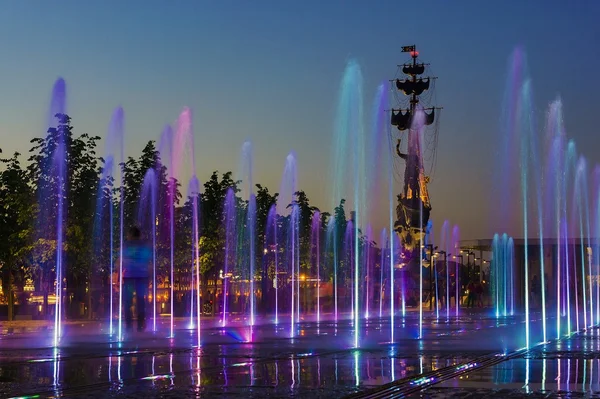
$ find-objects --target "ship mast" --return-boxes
[391,45,440,251]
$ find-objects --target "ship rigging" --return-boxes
[391,45,442,252]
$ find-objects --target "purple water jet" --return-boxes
[138,168,158,332]
[451,225,460,317]
[239,141,255,327]
[41,78,68,347]
[266,203,279,324]
[102,107,125,342]
[188,175,201,346]
[222,188,237,326]
[157,125,175,337]
[311,211,321,322]
[280,152,298,336]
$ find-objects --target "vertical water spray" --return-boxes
[508,236,515,316]
[93,114,122,338]
[296,207,300,324]
[290,204,299,336]
[556,140,563,337]
[152,177,157,333]
[266,204,278,324]
[582,160,594,328]
[54,139,65,347]
[158,125,174,338]
[45,79,67,347]
[426,220,437,319]
[248,194,256,327]
[544,102,565,338]
[104,108,125,342]
[274,207,280,325]
[581,164,594,328]
[109,167,115,337]
[573,223,580,332]
[174,109,196,332]
[353,103,364,348]
[575,159,588,330]
[440,221,450,319]
[564,218,571,335]
[96,156,115,335]
[379,228,387,319]
[364,83,388,322]
[517,79,533,347]
[434,250,439,320]
[118,164,124,343]
[419,202,423,339]
[491,234,498,317]
[452,225,460,318]
[222,188,237,327]
[169,183,175,337]
[496,47,525,236]
[331,60,365,347]
[387,106,397,335]
[312,212,321,322]
[492,233,515,318]
[564,141,578,335]
[525,85,547,342]
[138,169,158,332]
[238,140,255,327]
[364,225,372,319]
[279,151,297,334]
[164,107,196,338]
[594,166,600,324]
[506,247,511,317]
[491,234,500,317]
[345,222,355,320]
[189,176,201,346]
[328,218,338,322]
[189,183,196,332]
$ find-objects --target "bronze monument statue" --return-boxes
[391,45,440,253]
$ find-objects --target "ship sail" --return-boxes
[395,78,430,96]
[402,63,425,76]
[391,108,435,131]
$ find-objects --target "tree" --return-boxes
[333,198,348,286]
[198,171,241,294]
[0,151,34,320]
[28,114,102,318]
[255,184,278,312]
[123,141,161,227]
[1,119,388,321]
[319,211,331,283]
[200,171,240,234]
[291,190,319,274]
[66,129,101,318]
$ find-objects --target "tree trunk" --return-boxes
[87,271,92,320]
[7,271,14,321]
[43,291,49,318]
[211,272,217,317]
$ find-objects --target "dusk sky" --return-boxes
[1,1,599,240]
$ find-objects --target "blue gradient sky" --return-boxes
[0,1,599,239]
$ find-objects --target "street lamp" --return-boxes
[474,257,488,282]
[452,254,464,309]
[461,250,475,281]
[423,244,438,310]
[437,250,448,316]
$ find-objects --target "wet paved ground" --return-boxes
[419,328,600,398]
[0,310,592,398]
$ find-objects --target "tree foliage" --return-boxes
[0,114,378,320]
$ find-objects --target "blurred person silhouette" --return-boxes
[122,226,152,332]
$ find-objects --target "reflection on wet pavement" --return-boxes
[424,327,600,398]
[0,312,550,398]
